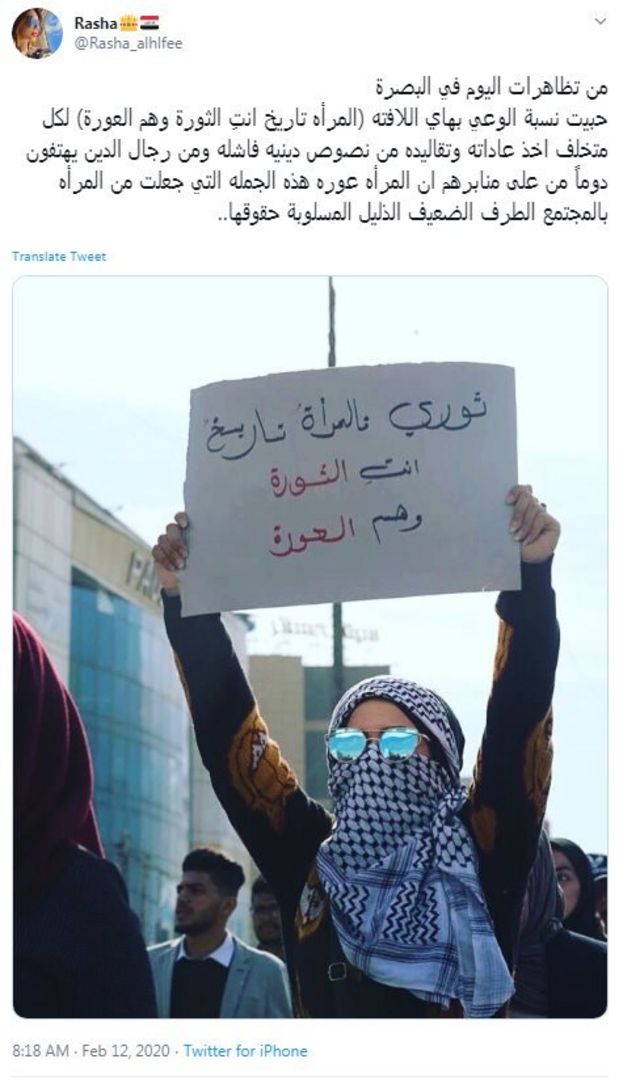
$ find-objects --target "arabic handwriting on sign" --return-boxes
[255,409,286,444]
[205,409,286,459]
[269,515,356,557]
[372,504,423,544]
[388,392,488,434]
[298,397,370,437]
[359,458,420,482]
[270,458,349,498]
[206,417,258,460]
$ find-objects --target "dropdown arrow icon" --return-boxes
[595,16,607,24]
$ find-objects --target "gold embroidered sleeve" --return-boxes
[227,707,299,832]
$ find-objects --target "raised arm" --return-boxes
[462,486,561,897]
[154,514,332,910]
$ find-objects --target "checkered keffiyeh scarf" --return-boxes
[316,676,514,1018]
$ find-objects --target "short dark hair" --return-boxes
[182,848,245,897]
[251,874,275,899]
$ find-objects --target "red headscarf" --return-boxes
[14,613,104,898]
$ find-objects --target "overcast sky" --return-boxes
[13,275,607,850]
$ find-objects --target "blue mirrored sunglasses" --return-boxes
[326,727,430,762]
[26,16,40,28]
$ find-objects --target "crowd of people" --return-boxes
[14,485,607,1018]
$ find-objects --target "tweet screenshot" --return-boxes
[2,2,635,1078]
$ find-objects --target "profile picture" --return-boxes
[12,8,62,58]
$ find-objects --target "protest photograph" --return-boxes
[13,275,606,1019]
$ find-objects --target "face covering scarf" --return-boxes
[315,677,514,1018]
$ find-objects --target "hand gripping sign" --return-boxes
[180,362,519,615]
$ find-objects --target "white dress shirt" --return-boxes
[176,930,235,967]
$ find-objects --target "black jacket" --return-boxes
[14,847,157,1018]
[545,927,607,1018]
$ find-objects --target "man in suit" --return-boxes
[148,847,292,1018]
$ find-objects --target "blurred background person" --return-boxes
[147,848,292,1018]
[551,837,606,941]
[251,876,285,961]
[13,613,157,1018]
[589,854,608,936]
[512,833,606,1018]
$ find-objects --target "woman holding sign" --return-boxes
[153,484,560,1018]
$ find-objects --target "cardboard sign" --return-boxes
[180,363,520,614]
